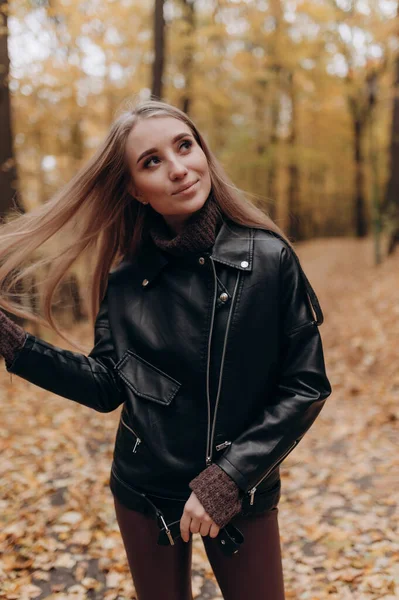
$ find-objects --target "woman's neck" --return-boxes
[148,194,223,257]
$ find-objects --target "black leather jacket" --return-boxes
[8,220,332,512]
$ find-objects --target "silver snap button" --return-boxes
[198,257,205,265]
[241,261,249,268]
[221,539,226,545]
[142,279,149,287]
[219,292,229,302]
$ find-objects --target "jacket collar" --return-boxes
[136,219,254,286]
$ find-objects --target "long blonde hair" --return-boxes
[0,98,292,350]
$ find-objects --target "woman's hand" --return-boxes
[180,491,220,542]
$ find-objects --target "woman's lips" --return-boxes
[173,180,199,195]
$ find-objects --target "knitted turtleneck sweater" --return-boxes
[0,194,243,529]
[147,190,223,257]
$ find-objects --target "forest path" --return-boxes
[1,237,397,600]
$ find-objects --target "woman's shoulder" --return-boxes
[227,219,291,256]
[107,240,160,287]
[253,226,289,249]
[108,258,136,285]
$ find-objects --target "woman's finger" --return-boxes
[189,517,201,535]
[180,511,191,542]
[209,522,220,538]
[199,520,211,537]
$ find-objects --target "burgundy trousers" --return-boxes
[114,496,286,600]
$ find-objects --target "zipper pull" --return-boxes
[132,438,141,453]
[206,456,212,466]
[249,486,257,506]
[166,527,174,546]
[215,441,232,451]
[158,513,175,546]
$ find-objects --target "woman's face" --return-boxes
[125,116,212,234]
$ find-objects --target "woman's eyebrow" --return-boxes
[136,133,193,164]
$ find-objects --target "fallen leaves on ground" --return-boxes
[0,237,398,599]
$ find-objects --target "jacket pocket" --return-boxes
[114,350,182,406]
[120,412,142,453]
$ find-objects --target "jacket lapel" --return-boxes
[115,219,254,287]
[211,219,254,272]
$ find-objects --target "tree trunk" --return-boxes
[0,0,23,221]
[384,43,399,253]
[286,72,301,240]
[353,118,368,237]
[180,0,195,115]
[266,92,279,221]
[253,80,268,209]
[152,0,165,100]
[266,0,283,222]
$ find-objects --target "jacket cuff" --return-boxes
[189,463,243,528]
[0,310,27,369]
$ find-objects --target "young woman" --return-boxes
[0,99,331,599]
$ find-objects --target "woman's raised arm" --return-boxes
[0,293,123,413]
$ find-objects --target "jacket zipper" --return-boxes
[111,465,175,545]
[248,439,299,505]
[205,259,241,466]
[120,413,142,453]
[215,440,232,451]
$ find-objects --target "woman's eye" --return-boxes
[143,139,193,168]
[144,156,160,168]
[180,140,192,150]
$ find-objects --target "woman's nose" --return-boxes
[169,159,188,179]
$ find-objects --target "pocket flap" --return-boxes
[115,350,181,406]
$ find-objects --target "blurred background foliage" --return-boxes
[1,0,399,324]
[2,6,399,597]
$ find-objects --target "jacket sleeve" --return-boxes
[215,244,332,496]
[6,291,123,413]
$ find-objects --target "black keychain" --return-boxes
[157,514,244,556]
[133,488,245,556]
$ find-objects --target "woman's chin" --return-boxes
[175,193,207,214]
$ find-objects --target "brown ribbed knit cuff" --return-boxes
[189,463,243,528]
[0,310,27,369]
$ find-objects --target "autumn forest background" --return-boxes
[0,1,398,599]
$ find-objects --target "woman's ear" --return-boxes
[128,181,143,201]
[127,180,138,198]
[127,179,149,205]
